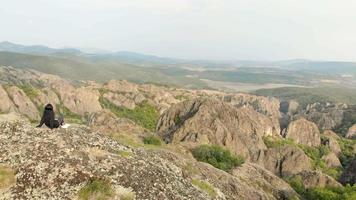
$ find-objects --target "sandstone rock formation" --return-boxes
[297,170,342,188]
[262,145,312,177]
[103,92,136,109]
[32,88,61,109]
[157,98,281,162]
[6,86,40,121]
[0,85,15,113]
[321,130,342,156]
[321,152,341,168]
[346,124,356,139]
[284,118,321,147]
[88,109,144,134]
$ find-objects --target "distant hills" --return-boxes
[0,41,355,90]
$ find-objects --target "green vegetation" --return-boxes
[57,104,83,124]
[255,87,356,107]
[18,84,39,99]
[263,136,342,179]
[191,179,217,198]
[78,179,114,200]
[0,166,15,189]
[263,136,295,148]
[117,150,133,158]
[287,176,356,200]
[100,97,159,131]
[191,145,245,171]
[143,135,162,146]
[338,138,356,167]
[110,133,143,148]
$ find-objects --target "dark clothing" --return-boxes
[37,104,64,129]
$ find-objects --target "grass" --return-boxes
[78,179,115,200]
[17,84,39,99]
[100,98,159,131]
[110,133,143,148]
[57,104,83,124]
[117,150,133,158]
[0,166,15,189]
[191,179,217,198]
[143,135,162,146]
[191,145,245,172]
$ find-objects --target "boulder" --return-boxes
[88,109,144,134]
[103,92,136,109]
[321,130,341,156]
[0,85,15,113]
[339,159,356,185]
[263,145,312,177]
[104,80,138,93]
[61,87,102,115]
[6,86,40,121]
[157,98,281,162]
[32,88,61,110]
[284,118,321,147]
[346,124,356,139]
[297,170,342,188]
[321,152,341,168]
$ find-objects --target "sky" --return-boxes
[0,0,356,61]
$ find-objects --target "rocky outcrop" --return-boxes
[103,92,136,109]
[32,88,61,109]
[297,170,342,188]
[88,109,145,134]
[61,87,102,115]
[0,119,299,200]
[346,124,356,139]
[321,130,341,156]
[157,98,281,162]
[339,159,356,185]
[297,102,346,131]
[321,152,341,168]
[263,145,312,177]
[0,85,15,113]
[284,118,321,147]
[6,86,40,121]
[104,79,138,93]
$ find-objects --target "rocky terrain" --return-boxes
[0,66,355,199]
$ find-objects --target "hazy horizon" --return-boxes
[1,0,356,61]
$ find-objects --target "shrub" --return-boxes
[286,175,305,195]
[78,179,114,200]
[263,136,294,148]
[191,145,244,171]
[338,138,356,167]
[191,179,217,198]
[143,135,162,146]
[100,98,159,131]
[304,185,356,200]
[18,84,39,99]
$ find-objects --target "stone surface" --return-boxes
[0,85,15,113]
[6,86,40,121]
[157,98,281,162]
[321,130,342,156]
[0,119,299,200]
[321,152,341,168]
[297,170,342,188]
[284,118,321,147]
[346,124,356,139]
[262,145,312,177]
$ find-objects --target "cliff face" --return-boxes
[284,118,321,147]
[156,98,281,162]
